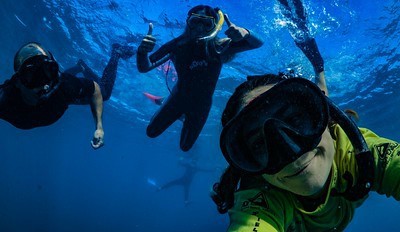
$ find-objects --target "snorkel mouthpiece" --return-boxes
[262,118,323,174]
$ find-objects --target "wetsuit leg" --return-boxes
[146,94,184,138]
[183,184,190,203]
[277,0,292,18]
[80,60,100,83]
[100,44,135,101]
[64,60,100,83]
[160,178,183,190]
[99,51,120,101]
[277,0,290,8]
[278,0,308,31]
[277,0,306,19]
[64,65,83,76]
[292,0,308,32]
[179,101,211,152]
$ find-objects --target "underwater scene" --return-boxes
[0,0,400,231]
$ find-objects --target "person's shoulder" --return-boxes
[60,72,93,87]
[59,72,94,100]
[358,127,398,146]
[238,176,294,204]
[60,72,80,82]
[0,79,20,111]
[233,182,295,225]
[0,79,18,97]
[332,125,389,150]
[359,127,400,158]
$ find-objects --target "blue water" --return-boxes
[1,0,400,231]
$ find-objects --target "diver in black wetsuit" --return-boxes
[137,5,264,152]
[65,43,135,101]
[0,42,104,149]
[158,157,212,206]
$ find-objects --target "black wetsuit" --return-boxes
[144,33,263,151]
[0,73,94,129]
[64,54,120,101]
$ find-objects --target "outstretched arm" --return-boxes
[137,23,157,72]
[137,23,171,72]
[316,70,328,96]
[90,81,104,149]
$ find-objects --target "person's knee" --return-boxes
[100,87,112,101]
[146,125,158,138]
[180,140,194,152]
[102,92,111,101]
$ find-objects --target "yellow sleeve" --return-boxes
[227,189,293,232]
[361,128,400,200]
[228,210,280,232]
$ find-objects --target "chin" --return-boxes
[295,174,330,197]
[296,185,324,197]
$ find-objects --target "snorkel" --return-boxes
[197,9,224,42]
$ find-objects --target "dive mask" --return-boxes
[220,78,329,175]
[187,13,216,32]
[17,55,60,95]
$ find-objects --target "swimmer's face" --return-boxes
[187,9,216,37]
[243,85,335,197]
[262,128,334,197]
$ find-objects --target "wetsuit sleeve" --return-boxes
[0,88,5,116]
[61,74,95,104]
[222,29,264,58]
[137,37,174,73]
[227,189,292,232]
[362,128,400,200]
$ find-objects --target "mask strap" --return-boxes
[327,98,374,201]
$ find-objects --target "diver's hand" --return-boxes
[224,14,249,42]
[138,23,156,53]
[91,128,104,149]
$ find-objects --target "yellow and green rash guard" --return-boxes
[227,125,400,232]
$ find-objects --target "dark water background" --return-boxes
[0,0,400,231]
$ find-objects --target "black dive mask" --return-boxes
[220,78,329,175]
[187,13,216,32]
[17,55,59,93]
[221,77,374,200]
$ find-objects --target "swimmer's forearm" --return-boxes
[137,52,152,73]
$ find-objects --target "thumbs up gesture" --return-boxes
[224,14,249,42]
[138,23,156,53]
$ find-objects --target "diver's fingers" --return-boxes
[143,36,156,43]
[224,14,233,27]
[91,138,103,149]
[147,23,153,35]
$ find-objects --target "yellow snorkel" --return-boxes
[149,7,224,63]
[198,9,224,41]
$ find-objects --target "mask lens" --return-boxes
[187,14,215,31]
